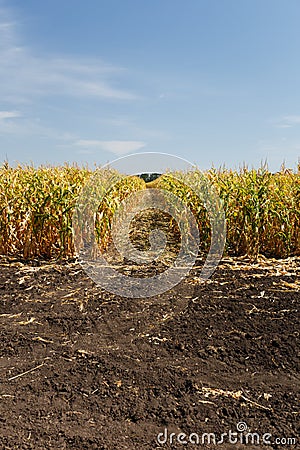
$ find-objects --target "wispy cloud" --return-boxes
[0,6,147,164]
[0,112,76,142]
[0,8,137,104]
[74,139,146,155]
[0,110,21,120]
[272,115,300,128]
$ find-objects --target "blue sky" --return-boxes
[0,0,300,171]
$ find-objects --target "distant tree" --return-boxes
[138,173,161,183]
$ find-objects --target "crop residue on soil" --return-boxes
[0,255,299,449]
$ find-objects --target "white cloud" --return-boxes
[283,115,300,124]
[74,140,146,155]
[0,112,77,142]
[0,110,21,120]
[0,9,137,104]
[272,115,300,128]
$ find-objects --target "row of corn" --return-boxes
[0,162,299,259]
[153,166,299,258]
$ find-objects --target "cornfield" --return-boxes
[0,162,299,259]
[0,163,91,259]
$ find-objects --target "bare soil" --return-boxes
[0,255,299,449]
